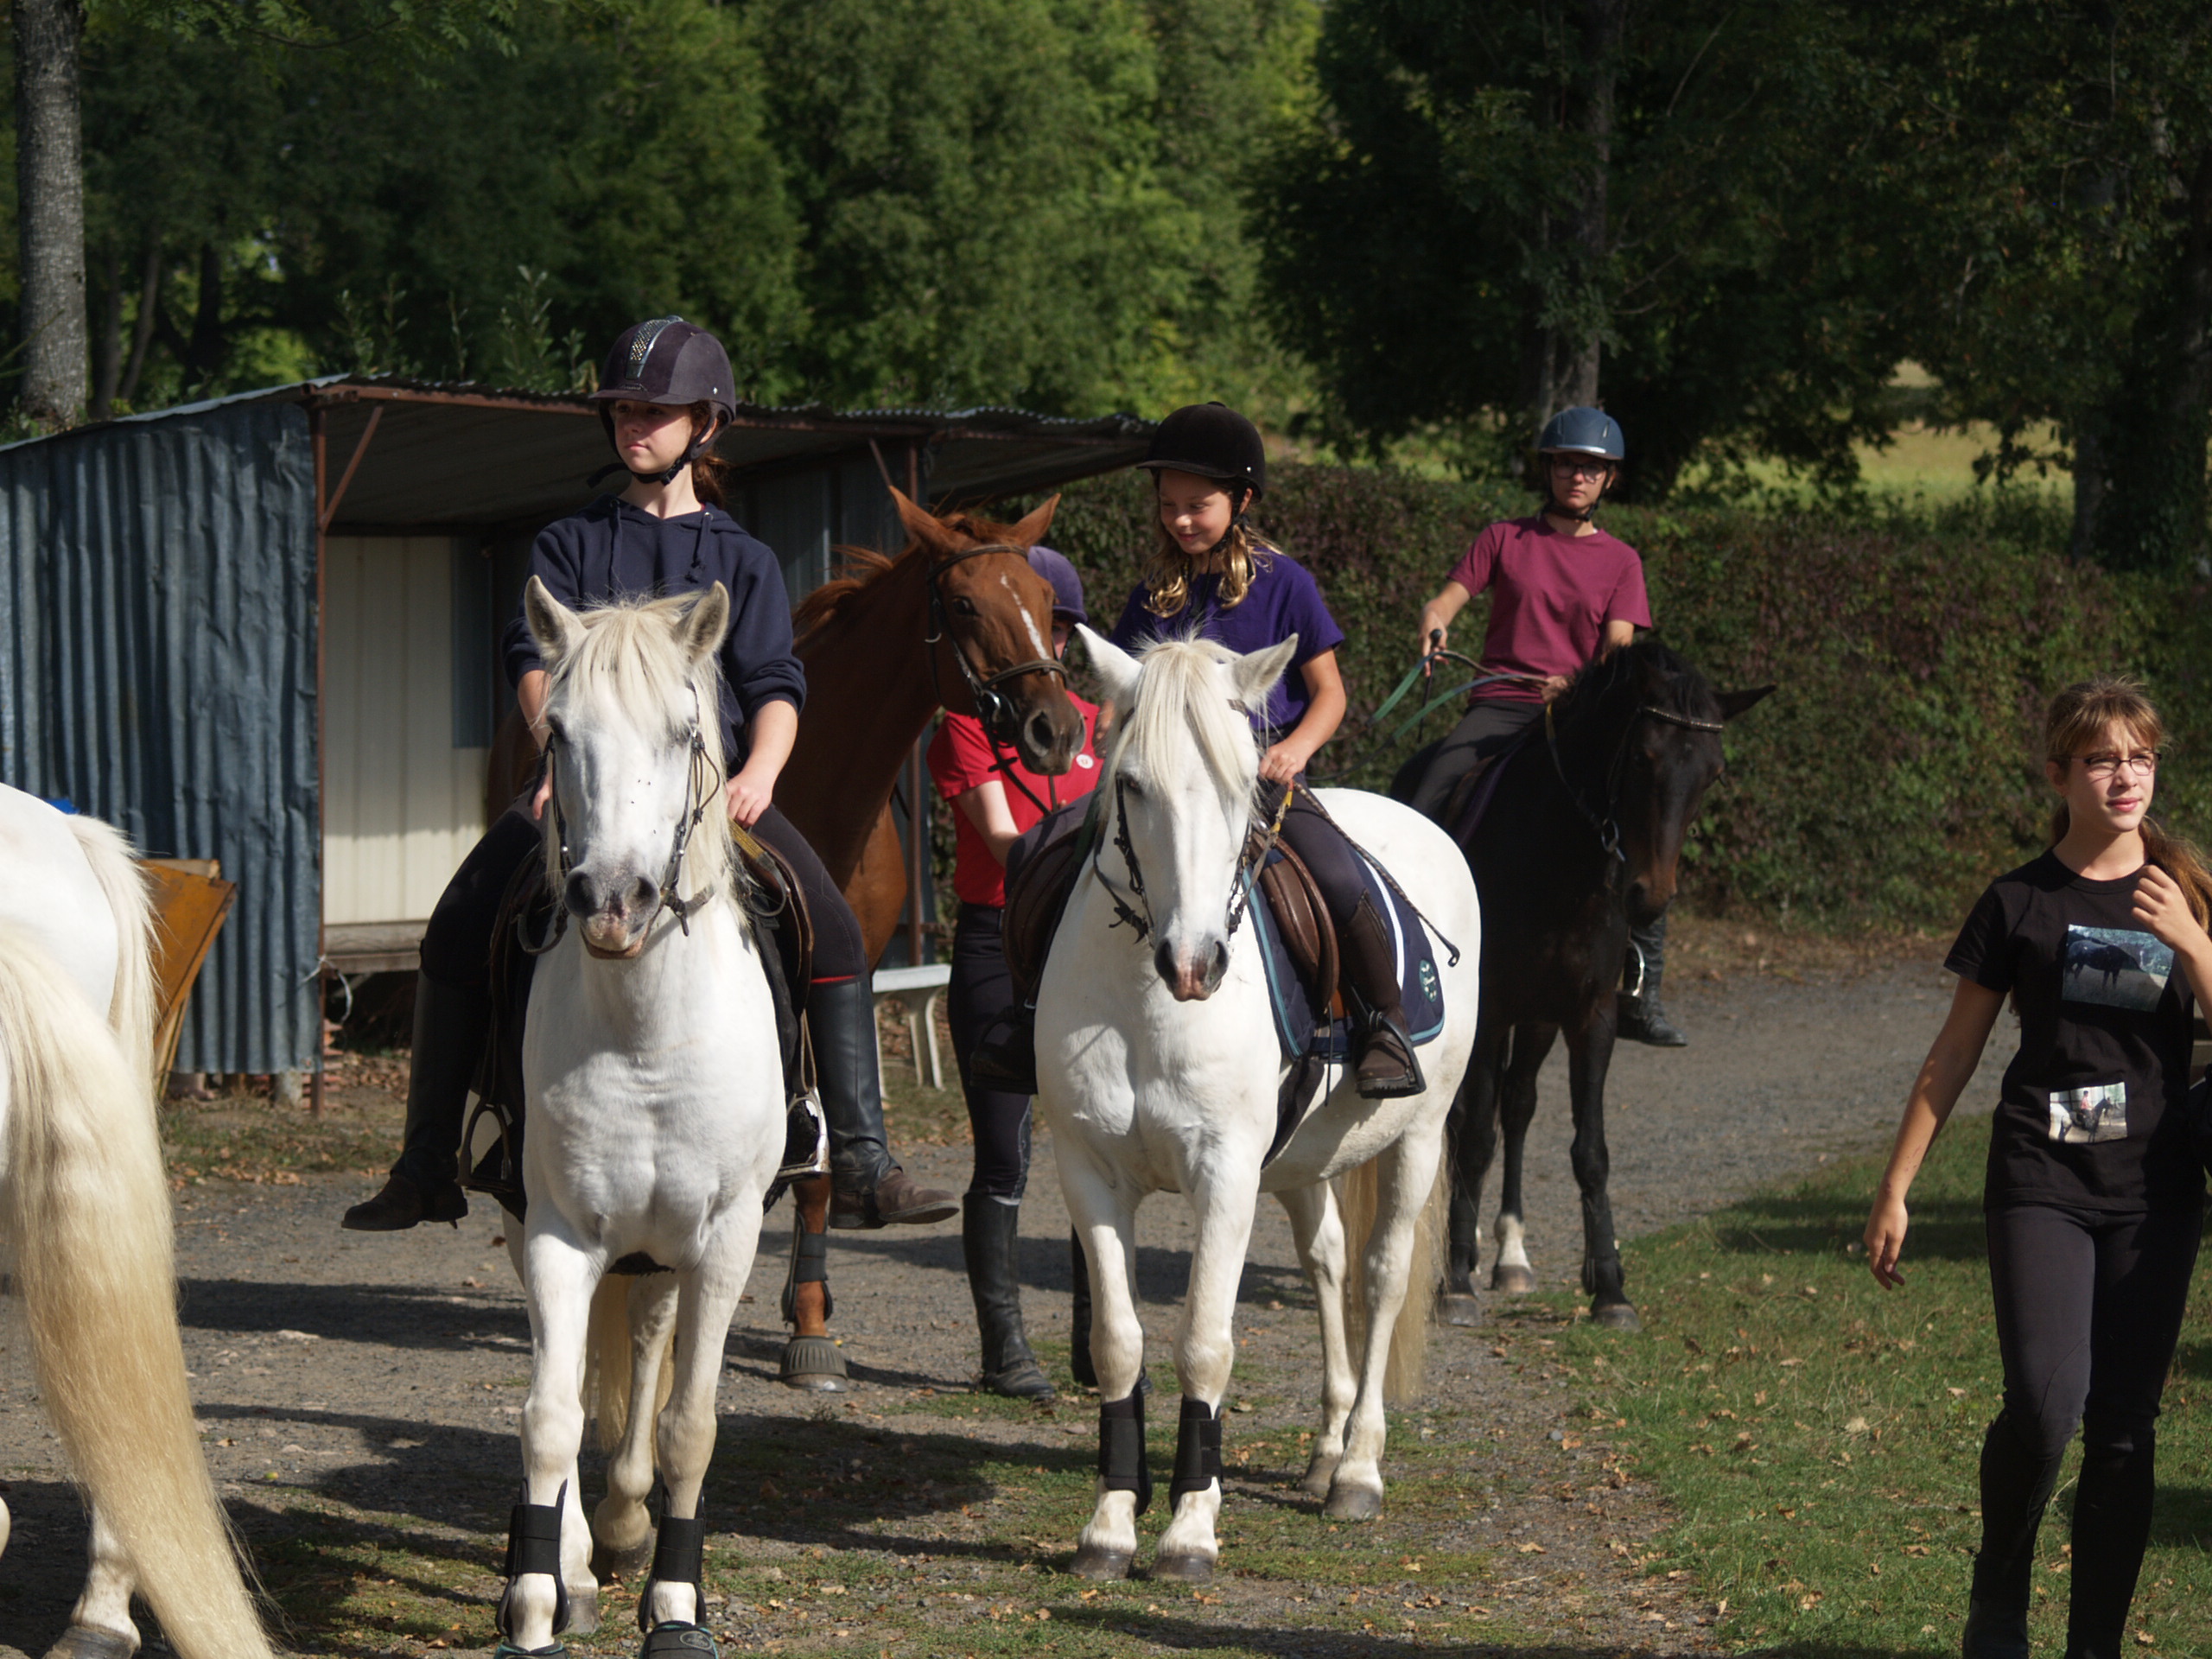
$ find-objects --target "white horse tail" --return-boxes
[582,1275,674,1457]
[1335,1156,1448,1408]
[65,814,157,1078]
[0,925,274,1659]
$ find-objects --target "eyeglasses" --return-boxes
[2073,750,2161,780]
[1548,457,1611,479]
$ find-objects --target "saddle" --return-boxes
[462,827,816,1221]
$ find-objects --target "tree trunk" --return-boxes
[15,0,87,427]
[119,232,162,408]
[1560,0,1621,410]
[2069,421,2107,563]
[91,246,121,422]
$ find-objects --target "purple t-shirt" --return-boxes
[1107,550,1347,738]
[1447,517,1652,702]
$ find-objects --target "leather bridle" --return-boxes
[925,541,1067,755]
[1544,697,1725,865]
[1088,741,1293,949]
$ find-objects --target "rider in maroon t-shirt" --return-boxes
[1408,407,1688,1048]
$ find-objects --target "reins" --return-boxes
[518,688,727,957]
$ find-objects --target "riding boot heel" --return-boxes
[1340,897,1424,1099]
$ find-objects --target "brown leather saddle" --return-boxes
[1001,802,1343,1023]
[462,826,814,1222]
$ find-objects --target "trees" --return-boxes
[1259,0,1904,493]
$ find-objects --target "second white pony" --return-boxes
[492,580,785,1659]
[1037,632,1481,1581]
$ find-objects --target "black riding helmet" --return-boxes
[1535,405,1625,521]
[589,316,738,488]
[1136,402,1267,557]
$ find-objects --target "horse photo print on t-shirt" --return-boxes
[2047,1081,2129,1144]
[2060,924,2173,1014]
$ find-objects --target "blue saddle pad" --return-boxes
[1245,847,1445,1065]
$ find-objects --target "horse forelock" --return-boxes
[543,594,734,898]
[1558,637,1715,730]
[1108,637,1262,818]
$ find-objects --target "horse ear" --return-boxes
[1229,636,1299,713]
[1006,493,1059,550]
[1077,625,1142,708]
[1715,684,1776,722]
[524,575,587,668]
[889,486,959,555]
[681,582,732,663]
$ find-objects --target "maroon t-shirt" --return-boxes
[1446,517,1653,702]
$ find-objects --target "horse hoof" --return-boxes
[565,1586,601,1636]
[1437,1291,1483,1327]
[1490,1263,1536,1295]
[780,1334,849,1391]
[1300,1453,1340,1501]
[44,1630,137,1659]
[1070,1543,1135,1580]
[591,1535,653,1582]
[1151,1549,1216,1582]
[1590,1301,1642,1332]
[1324,1484,1383,1522]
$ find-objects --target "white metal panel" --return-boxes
[323,536,488,927]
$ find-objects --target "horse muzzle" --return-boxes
[1008,695,1085,777]
[1155,938,1229,1002]
[567,868,658,958]
[1624,873,1675,929]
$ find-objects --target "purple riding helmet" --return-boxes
[1026,545,1087,628]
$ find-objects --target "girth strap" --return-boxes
[498,1481,571,1637]
[779,1224,833,1325]
[1170,1396,1223,1502]
[1097,1389,1153,1515]
[637,1510,709,1633]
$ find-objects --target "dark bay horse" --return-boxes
[1404,640,1770,1330]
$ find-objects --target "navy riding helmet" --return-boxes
[1536,405,1626,461]
[589,317,737,486]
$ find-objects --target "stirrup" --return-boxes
[778,1090,829,1181]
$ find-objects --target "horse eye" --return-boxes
[1120,775,1145,798]
[953,596,979,617]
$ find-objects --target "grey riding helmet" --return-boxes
[1027,545,1087,627]
[1536,405,1626,461]
[590,317,737,485]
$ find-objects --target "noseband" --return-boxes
[1544,697,1725,864]
[518,696,725,957]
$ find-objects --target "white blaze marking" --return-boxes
[999,570,1051,658]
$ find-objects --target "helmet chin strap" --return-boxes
[1199,484,1255,558]
[587,421,716,491]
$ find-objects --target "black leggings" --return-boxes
[419,796,868,992]
[947,903,1032,1201]
[1273,780,1374,936]
[1975,1202,2202,1649]
[1408,697,1543,824]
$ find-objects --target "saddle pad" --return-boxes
[1246,848,1446,1067]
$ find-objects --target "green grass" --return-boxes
[1538,1114,2212,1655]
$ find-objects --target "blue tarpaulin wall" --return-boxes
[0,399,321,1074]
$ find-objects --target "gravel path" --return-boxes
[0,944,1955,1657]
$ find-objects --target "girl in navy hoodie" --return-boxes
[344,318,954,1235]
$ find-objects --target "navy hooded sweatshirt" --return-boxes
[500,494,808,766]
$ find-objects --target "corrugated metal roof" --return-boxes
[0,399,321,1073]
[7,377,1155,531]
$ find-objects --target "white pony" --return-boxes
[1038,632,1482,1581]
[0,783,274,1659]
[493,578,784,1657]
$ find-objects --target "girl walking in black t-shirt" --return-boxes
[1865,677,2212,1659]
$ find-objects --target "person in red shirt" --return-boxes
[1409,407,1687,1047]
[926,545,1103,1400]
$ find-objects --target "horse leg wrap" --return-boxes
[1098,1389,1153,1516]
[637,1511,708,1633]
[780,1223,833,1325]
[498,1481,570,1637]
[1169,1396,1222,1503]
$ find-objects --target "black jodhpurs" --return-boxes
[948,902,1033,1202]
[1408,696,1543,825]
[1273,779,1372,938]
[1974,1201,2202,1652]
[419,796,868,994]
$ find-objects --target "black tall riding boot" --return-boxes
[1340,895,1424,1098]
[963,1196,1054,1400]
[812,976,957,1230]
[2064,1416,2158,1659]
[342,973,484,1231]
[1617,912,1688,1047]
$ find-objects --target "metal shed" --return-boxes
[0,376,1151,1080]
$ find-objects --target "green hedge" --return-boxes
[1024,467,2212,929]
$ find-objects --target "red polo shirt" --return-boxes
[926,699,1102,907]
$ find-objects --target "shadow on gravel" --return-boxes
[1706,1190,1986,1264]
[1039,1607,1910,1658]
[176,1277,528,1348]
[810,1227,1320,1307]
[0,1477,98,1652]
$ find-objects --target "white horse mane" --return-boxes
[540,593,736,904]
[1104,636,1263,824]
